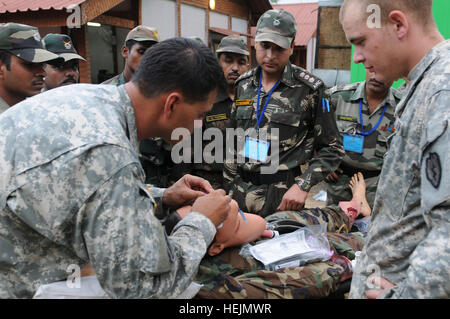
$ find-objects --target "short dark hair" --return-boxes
[0,50,11,70]
[132,37,225,103]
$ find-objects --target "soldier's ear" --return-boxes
[0,61,6,80]
[162,92,181,120]
[121,45,129,60]
[208,242,226,256]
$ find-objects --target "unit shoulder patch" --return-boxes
[426,152,441,189]
[329,82,360,96]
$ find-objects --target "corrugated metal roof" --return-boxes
[0,0,86,14]
[273,3,319,46]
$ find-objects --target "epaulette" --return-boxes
[328,82,359,95]
[293,66,324,91]
[235,68,254,85]
[391,86,404,100]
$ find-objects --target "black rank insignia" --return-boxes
[426,152,441,189]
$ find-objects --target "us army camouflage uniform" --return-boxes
[325,81,401,207]
[223,63,344,217]
[0,96,9,114]
[0,84,217,298]
[195,207,365,299]
[350,40,450,299]
[396,81,409,96]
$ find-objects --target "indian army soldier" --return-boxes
[223,9,344,217]
[0,23,62,114]
[325,70,402,207]
[42,33,86,90]
[189,35,250,189]
[102,25,159,85]
[341,0,450,299]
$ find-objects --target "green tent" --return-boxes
[350,0,450,87]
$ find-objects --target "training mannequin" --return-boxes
[175,199,269,256]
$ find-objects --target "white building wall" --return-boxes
[141,0,177,41]
[210,11,228,29]
[231,16,248,43]
[306,37,316,72]
[180,3,206,42]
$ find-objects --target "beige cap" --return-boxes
[125,25,159,43]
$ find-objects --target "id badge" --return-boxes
[343,133,364,154]
[241,137,270,162]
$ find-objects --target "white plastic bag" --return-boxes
[249,224,333,270]
[33,275,202,299]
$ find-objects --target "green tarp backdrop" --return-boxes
[350,0,450,87]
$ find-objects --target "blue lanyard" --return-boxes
[256,71,280,129]
[359,101,388,136]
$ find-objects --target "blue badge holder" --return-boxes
[343,133,364,154]
[242,137,270,163]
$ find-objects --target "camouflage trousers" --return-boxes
[326,174,379,207]
[229,179,291,218]
[195,207,365,299]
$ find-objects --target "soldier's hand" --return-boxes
[365,276,395,299]
[191,190,231,227]
[277,184,308,211]
[325,168,343,183]
[162,174,215,208]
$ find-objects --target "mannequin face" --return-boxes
[176,199,267,256]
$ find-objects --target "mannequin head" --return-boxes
[176,199,267,256]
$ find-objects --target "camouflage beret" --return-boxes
[43,33,86,62]
[125,25,159,43]
[255,9,297,49]
[0,23,62,63]
[216,35,249,56]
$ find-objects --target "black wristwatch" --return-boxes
[296,179,311,192]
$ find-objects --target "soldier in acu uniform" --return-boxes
[325,70,402,207]
[0,23,62,114]
[341,0,450,299]
[188,35,250,189]
[0,38,230,298]
[224,9,344,217]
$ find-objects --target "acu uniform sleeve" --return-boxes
[381,92,450,299]
[77,163,216,299]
